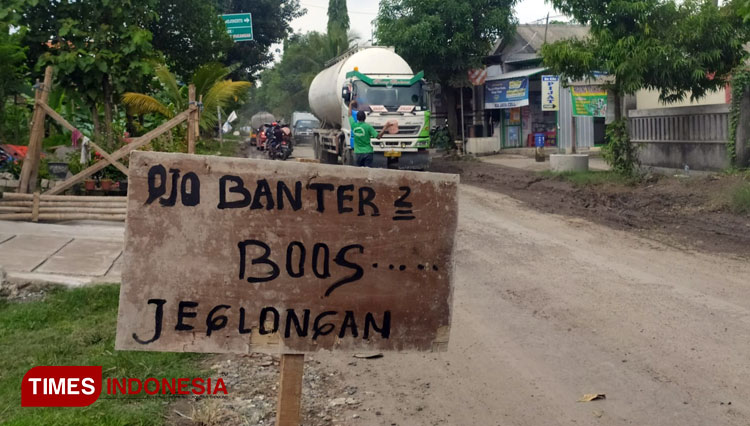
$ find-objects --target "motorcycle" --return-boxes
[265,124,293,160]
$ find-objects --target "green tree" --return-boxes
[213,0,305,81]
[150,0,233,81]
[122,62,251,132]
[541,0,748,119]
[0,28,28,119]
[376,0,518,135]
[327,0,353,57]
[327,0,350,34]
[18,0,162,148]
[246,30,358,120]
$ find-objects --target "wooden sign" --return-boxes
[115,151,458,354]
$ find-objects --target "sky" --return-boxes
[289,0,561,42]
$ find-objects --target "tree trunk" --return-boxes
[614,90,622,121]
[91,104,101,139]
[103,76,114,149]
[736,87,750,168]
[125,112,137,137]
[443,87,459,140]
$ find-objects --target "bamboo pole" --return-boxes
[39,202,126,208]
[45,109,191,195]
[31,191,40,222]
[39,103,130,175]
[39,101,76,132]
[38,213,126,221]
[18,66,53,193]
[0,201,125,209]
[0,206,32,212]
[40,207,127,214]
[188,84,196,154]
[196,95,202,140]
[0,214,33,220]
[87,140,130,176]
[1,193,127,202]
[0,201,32,207]
[0,213,126,221]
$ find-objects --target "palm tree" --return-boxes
[122,63,251,132]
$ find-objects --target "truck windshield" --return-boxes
[353,81,426,110]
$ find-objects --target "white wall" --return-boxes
[635,88,727,110]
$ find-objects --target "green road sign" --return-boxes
[221,13,253,42]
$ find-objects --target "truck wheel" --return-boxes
[342,149,355,166]
[320,150,337,164]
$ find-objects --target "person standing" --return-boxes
[348,101,387,167]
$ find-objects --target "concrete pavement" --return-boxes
[479,153,611,172]
[0,220,124,286]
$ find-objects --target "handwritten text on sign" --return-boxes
[115,152,458,354]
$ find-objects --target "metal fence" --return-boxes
[628,104,730,170]
[629,104,729,144]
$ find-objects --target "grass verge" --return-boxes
[541,170,641,186]
[729,182,750,215]
[0,284,206,425]
[195,138,241,157]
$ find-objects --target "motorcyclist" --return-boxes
[266,122,280,153]
[272,122,284,150]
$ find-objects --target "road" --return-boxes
[246,141,750,425]
[5,143,747,424]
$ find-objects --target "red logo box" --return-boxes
[22,366,102,407]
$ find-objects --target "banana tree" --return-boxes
[122,62,251,132]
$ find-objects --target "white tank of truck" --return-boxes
[308,47,431,170]
[250,111,275,129]
[309,47,413,126]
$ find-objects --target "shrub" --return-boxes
[602,119,640,177]
[730,182,750,215]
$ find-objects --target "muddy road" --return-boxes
[431,158,750,258]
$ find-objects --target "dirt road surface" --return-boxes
[308,184,750,426]
[228,146,750,425]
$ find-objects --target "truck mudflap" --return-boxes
[372,150,431,170]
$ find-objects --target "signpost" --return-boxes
[116,152,459,424]
[221,13,253,42]
[541,75,560,111]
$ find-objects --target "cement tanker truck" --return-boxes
[308,47,430,169]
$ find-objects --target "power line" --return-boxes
[524,14,568,24]
[299,2,378,16]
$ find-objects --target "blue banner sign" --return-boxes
[484,77,529,109]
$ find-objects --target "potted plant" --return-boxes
[101,164,127,192]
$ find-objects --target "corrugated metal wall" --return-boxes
[559,87,595,150]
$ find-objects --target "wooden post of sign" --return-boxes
[187,84,196,154]
[18,66,53,194]
[276,354,305,426]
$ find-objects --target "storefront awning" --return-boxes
[486,67,547,82]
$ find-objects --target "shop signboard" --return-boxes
[485,77,529,109]
[541,75,560,111]
[571,85,608,117]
